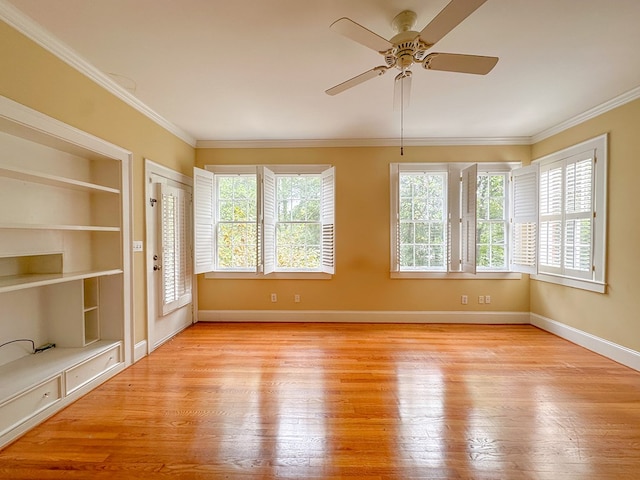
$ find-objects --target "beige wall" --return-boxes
[1,21,196,344]
[196,145,531,313]
[530,98,640,352]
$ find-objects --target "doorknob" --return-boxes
[154,264,162,271]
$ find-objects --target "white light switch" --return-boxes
[132,240,143,252]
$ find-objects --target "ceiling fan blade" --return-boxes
[330,17,393,52]
[393,72,412,110]
[423,53,498,75]
[325,66,388,96]
[419,0,488,47]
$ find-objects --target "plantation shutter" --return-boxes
[193,167,215,274]
[511,165,538,274]
[321,166,336,274]
[563,150,595,279]
[389,164,400,272]
[539,161,563,275]
[262,167,276,275]
[460,164,477,274]
[158,183,192,315]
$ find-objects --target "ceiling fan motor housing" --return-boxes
[385,34,429,70]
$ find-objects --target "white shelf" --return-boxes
[0,269,123,294]
[0,340,122,403]
[0,165,119,194]
[0,223,120,232]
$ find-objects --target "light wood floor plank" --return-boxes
[1,323,640,479]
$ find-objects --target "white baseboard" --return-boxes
[133,340,147,363]
[198,310,530,324]
[531,313,640,371]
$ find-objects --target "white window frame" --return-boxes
[391,162,521,279]
[529,134,607,293]
[194,164,335,279]
[393,166,449,272]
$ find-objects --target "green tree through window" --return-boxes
[477,173,507,269]
[217,175,257,269]
[276,176,322,269]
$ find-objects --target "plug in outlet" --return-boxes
[461,295,468,305]
[478,295,485,304]
[270,293,277,303]
[485,295,491,304]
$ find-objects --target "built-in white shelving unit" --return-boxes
[0,96,132,447]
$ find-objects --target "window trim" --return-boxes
[391,162,521,279]
[530,134,607,293]
[196,164,334,280]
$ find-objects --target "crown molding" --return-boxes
[0,0,196,147]
[531,85,640,144]
[196,136,532,149]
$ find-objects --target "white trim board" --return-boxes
[199,310,529,324]
[196,137,532,149]
[531,313,640,372]
[133,340,147,363]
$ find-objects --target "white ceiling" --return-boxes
[5,0,640,145]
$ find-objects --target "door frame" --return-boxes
[144,159,195,355]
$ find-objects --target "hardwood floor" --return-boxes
[1,323,640,479]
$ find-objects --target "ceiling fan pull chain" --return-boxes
[400,75,404,156]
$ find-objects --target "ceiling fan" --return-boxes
[325,0,498,106]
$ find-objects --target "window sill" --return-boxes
[531,273,606,293]
[391,272,522,280]
[204,272,332,280]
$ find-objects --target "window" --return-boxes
[194,165,335,278]
[216,174,257,270]
[398,171,447,271]
[276,175,322,270]
[476,172,508,270]
[525,134,607,292]
[391,162,516,277]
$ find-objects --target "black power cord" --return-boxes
[0,339,56,354]
[0,338,35,353]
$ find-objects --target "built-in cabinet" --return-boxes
[0,96,132,447]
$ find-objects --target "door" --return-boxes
[145,161,194,352]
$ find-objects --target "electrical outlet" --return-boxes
[132,240,143,252]
[485,295,491,304]
[294,294,300,303]
[461,295,468,305]
[478,295,485,304]
[270,293,277,303]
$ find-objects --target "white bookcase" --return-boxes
[0,96,132,447]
